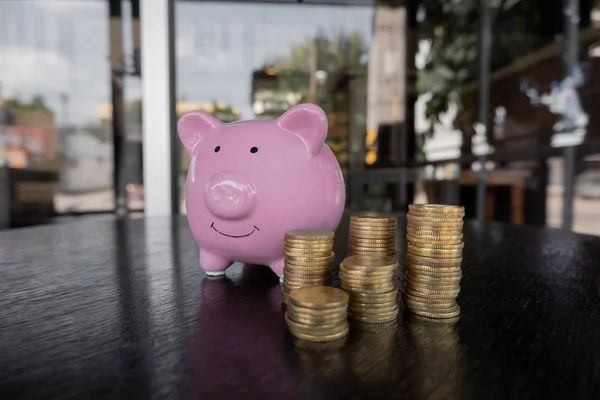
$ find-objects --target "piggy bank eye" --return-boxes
[214,146,221,153]
[250,147,258,154]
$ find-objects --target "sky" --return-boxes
[0,0,373,124]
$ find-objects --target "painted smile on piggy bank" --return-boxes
[210,222,260,239]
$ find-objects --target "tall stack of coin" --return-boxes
[285,286,350,342]
[282,229,335,305]
[348,216,397,257]
[403,204,464,319]
[339,255,399,323]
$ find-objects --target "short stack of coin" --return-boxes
[348,216,397,257]
[282,229,335,305]
[403,204,464,320]
[339,255,399,323]
[285,286,350,342]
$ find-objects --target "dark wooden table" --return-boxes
[1,213,600,400]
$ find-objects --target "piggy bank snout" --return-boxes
[205,173,255,220]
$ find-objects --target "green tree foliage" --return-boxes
[416,0,585,140]
[273,30,368,114]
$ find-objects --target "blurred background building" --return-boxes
[1,0,599,235]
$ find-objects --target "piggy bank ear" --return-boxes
[177,110,222,154]
[276,103,328,156]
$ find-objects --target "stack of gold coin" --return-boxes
[285,286,350,342]
[282,229,335,305]
[348,216,397,257]
[339,255,399,323]
[403,204,464,319]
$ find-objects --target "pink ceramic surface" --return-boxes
[178,103,346,278]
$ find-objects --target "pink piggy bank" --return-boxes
[178,103,346,279]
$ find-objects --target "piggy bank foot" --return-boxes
[268,256,285,283]
[200,251,231,278]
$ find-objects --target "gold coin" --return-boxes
[405,273,461,285]
[349,299,397,310]
[284,242,334,250]
[284,245,332,253]
[407,305,460,319]
[284,270,331,279]
[349,233,396,241]
[348,248,396,254]
[402,291,457,306]
[406,232,463,242]
[343,276,398,286]
[407,245,463,259]
[350,225,396,232]
[339,266,396,278]
[408,240,465,250]
[284,281,331,293]
[284,251,332,259]
[284,278,331,287]
[408,210,465,218]
[341,279,396,291]
[406,228,463,236]
[405,282,461,296]
[403,298,457,310]
[341,279,396,290]
[348,244,396,250]
[348,241,396,249]
[407,221,463,230]
[348,288,398,304]
[407,254,462,267]
[338,272,392,284]
[284,260,333,269]
[285,313,346,332]
[405,272,462,283]
[407,240,464,250]
[289,286,349,310]
[405,301,458,311]
[286,252,334,263]
[284,268,333,277]
[283,260,333,273]
[282,290,290,304]
[287,321,350,342]
[287,306,347,320]
[284,270,333,278]
[285,229,335,240]
[284,260,334,267]
[284,273,331,282]
[407,214,464,224]
[348,250,396,257]
[342,261,397,272]
[350,216,398,225]
[348,309,398,324]
[341,283,397,294]
[349,237,395,244]
[286,322,347,338]
[340,262,398,273]
[406,267,462,279]
[349,306,399,319]
[287,313,347,326]
[348,248,396,255]
[350,224,397,231]
[343,255,398,269]
[286,314,347,327]
[284,236,334,244]
[403,287,459,301]
[284,240,333,247]
[408,204,464,214]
